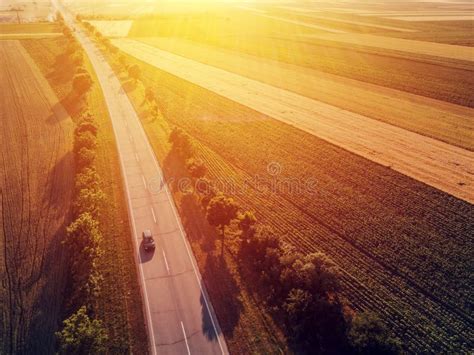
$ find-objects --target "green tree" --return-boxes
[206,194,239,256]
[349,312,401,355]
[56,306,108,354]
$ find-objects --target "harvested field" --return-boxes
[0,40,74,353]
[0,0,54,23]
[109,47,474,353]
[87,20,132,37]
[0,23,58,33]
[21,36,148,353]
[129,20,474,107]
[306,33,474,62]
[137,36,474,150]
[0,33,61,39]
[113,38,474,203]
[385,16,474,21]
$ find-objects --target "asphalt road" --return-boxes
[53,2,228,354]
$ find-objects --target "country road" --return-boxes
[53,2,228,354]
[111,39,474,203]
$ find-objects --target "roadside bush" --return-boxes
[145,86,156,103]
[64,213,103,304]
[73,72,93,96]
[75,66,88,75]
[186,158,207,179]
[75,167,101,194]
[75,119,98,136]
[349,312,401,355]
[127,63,141,81]
[71,53,84,67]
[169,127,193,158]
[74,131,97,154]
[206,193,240,256]
[76,147,95,171]
[56,306,108,354]
[74,187,105,218]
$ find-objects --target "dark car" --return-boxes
[142,229,156,251]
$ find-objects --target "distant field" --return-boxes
[307,33,474,62]
[136,36,474,150]
[0,40,73,353]
[0,23,58,33]
[113,38,474,203]
[87,20,132,37]
[109,47,474,353]
[0,0,53,23]
[129,17,474,107]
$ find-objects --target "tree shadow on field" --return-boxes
[180,193,216,253]
[201,254,243,339]
[122,79,136,93]
[26,217,70,354]
[59,91,85,118]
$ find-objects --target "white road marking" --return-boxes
[133,95,227,354]
[162,250,170,274]
[151,207,157,223]
[135,152,140,162]
[181,321,191,355]
[142,175,147,189]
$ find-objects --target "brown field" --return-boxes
[21,36,148,353]
[0,40,73,353]
[106,48,474,353]
[135,36,474,150]
[112,38,474,203]
[86,20,132,37]
[128,17,474,108]
[307,33,474,62]
[0,0,54,23]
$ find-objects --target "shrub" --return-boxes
[186,158,207,179]
[71,53,84,67]
[76,147,95,171]
[145,86,156,103]
[75,167,100,194]
[127,63,141,81]
[55,306,108,354]
[74,131,97,154]
[75,66,88,74]
[74,187,105,218]
[349,312,402,355]
[169,127,192,158]
[206,193,239,256]
[72,73,93,96]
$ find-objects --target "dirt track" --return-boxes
[114,39,474,203]
[0,40,73,353]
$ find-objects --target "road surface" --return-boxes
[111,38,474,204]
[53,2,228,354]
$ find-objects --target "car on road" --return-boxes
[142,229,156,251]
